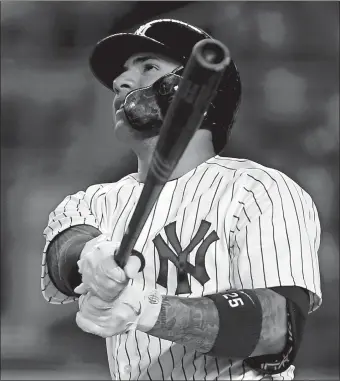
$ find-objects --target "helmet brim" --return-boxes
[89,33,185,91]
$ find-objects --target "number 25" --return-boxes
[229,298,244,308]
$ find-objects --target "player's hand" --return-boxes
[74,235,141,302]
[76,287,162,338]
[76,291,138,338]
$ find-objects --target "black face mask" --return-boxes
[122,67,184,131]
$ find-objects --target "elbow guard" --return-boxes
[46,225,101,296]
[245,286,309,374]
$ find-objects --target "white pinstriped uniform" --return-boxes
[41,155,322,380]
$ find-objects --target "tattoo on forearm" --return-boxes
[251,289,287,357]
[147,288,287,358]
[148,296,219,353]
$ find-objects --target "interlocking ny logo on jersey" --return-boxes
[153,220,219,294]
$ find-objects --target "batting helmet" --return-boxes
[90,19,241,153]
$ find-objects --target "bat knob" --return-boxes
[131,250,146,273]
[201,44,224,65]
[193,39,231,71]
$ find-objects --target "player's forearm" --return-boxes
[46,225,101,296]
[250,289,287,357]
[147,289,287,358]
[148,295,219,353]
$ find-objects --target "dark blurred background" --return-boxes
[1,2,339,380]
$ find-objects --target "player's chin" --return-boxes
[113,117,159,143]
[113,117,135,142]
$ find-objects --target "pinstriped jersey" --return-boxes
[41,155,322,380]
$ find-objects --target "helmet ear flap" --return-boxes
[153,72,181,117]
[124,69,183,130]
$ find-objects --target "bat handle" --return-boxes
[114,180,162,269]
[115,247,145,274]
[114,234,131,269]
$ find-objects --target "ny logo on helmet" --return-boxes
[153,220,219,294]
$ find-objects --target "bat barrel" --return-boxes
[153,38,231,170]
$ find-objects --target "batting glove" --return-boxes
[74,235,141,302]
[76,286,162,338]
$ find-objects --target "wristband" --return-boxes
[137,289,163,332]
[206,290,262,358]
[118,287,163,333]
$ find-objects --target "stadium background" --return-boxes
[1,1,339,379]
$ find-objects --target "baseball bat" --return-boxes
[114,39,231,269]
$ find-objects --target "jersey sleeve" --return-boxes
[230,169,322,313]
[41,184,106,305]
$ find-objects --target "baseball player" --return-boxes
[41,19,322,380]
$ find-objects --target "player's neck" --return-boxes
[134,130,215,183]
